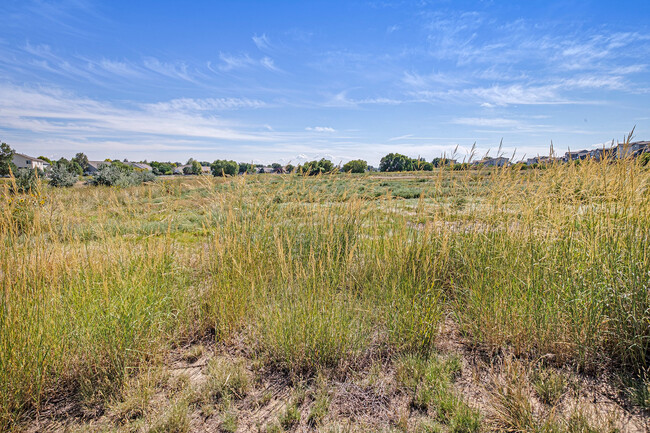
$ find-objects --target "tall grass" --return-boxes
[1,155,649,429]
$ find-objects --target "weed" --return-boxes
[532,368,567,406]
[279,403,301,429]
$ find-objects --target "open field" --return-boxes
[2,161,650,432]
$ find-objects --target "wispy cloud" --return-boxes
[143,57,193,81]
[145,97,267,112]
[306,126,336,132]
[260,56,280,71]
[252,33,272,51]
[0,84,270,143]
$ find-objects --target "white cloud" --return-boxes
[306,126,336,132]
[217,53,256,71]
[143,57,193,81]
[145,97,266,112]
[0,84,271,142]
[452,117,521,128]
[260,56,280,71]
[252,33,272,51]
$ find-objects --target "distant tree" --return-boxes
[271,162,282,170]
[238,162,254,174]
[151,161,173,175]
[342,159,368,173]
[285,163,295,173]
[419,161,434,171]
[49,164,78,187]
[183,160,202,175]
[300,158,334,175]
[379,153,415,172]
[0,142,16,176]
[191,160,202,175]
[72,152,89,172]
[432,157,453,168]
[71,161,83,175]
[110,160,134,172]
[210,159,238,177]
[38,156,52,165]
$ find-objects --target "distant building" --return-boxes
[473,157,510,167]
[173,165,189,175]
[564,150,590,161]
[616,141,650,159]
[12,153,47,171]
[86,160,111,174]
[128,162,152,171]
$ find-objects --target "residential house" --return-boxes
[128,162,152,171]
[616,141,650,159]
[85,160,111,174]
[173,165,189,175]
[12,153,47,171]
[564,150,590,161]
[473,157,510,167]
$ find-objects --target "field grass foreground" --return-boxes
[1,160,649,432]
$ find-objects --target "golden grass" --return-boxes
[1,156,649,430]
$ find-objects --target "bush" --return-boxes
[90,164,154,187]
[12,168,41,194]
[49,164,78,187]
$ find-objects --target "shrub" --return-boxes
[90,164,154,187]
[12,168,42,194]
[49,164,78,187]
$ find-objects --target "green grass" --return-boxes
[1,159,649,430]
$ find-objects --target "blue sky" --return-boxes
[1,0,649,165]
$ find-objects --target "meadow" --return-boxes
[1,159,649,432]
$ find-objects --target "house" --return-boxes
[128,162,152,171]
[173,165,189,175]
[473,157,510,167]
[86,160,111,174]
[201,165,211,174]
[616,141,650,159]
[564,150,590,161]
[12,153,47,171]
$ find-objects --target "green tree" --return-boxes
[238,162,254,174]
[342,159,368,173]
[211,159,238,177]
[285,163,295,173]
[37,156,52,165]
[431,157,452,167]
[0,142,16,176]
[379,153,415,172]
[72,152,89,172]
[271,162,282,170]
[191,160,202,175]
[300,158,334,175]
